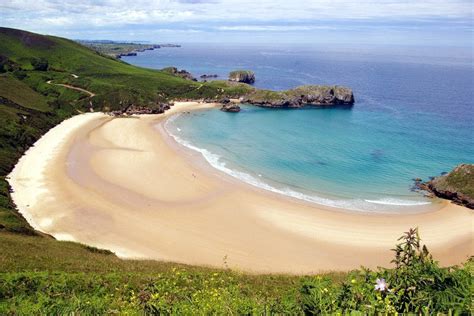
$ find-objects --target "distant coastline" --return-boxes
[77,39,181,59]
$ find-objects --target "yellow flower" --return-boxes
[351,279,357,284]
[323,288,328,293]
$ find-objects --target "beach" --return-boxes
[7,102,473,274]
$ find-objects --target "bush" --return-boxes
[30,58,48,71]
[299,228,471,314]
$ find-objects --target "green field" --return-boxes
[0,27,471,314]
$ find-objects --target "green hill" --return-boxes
[0,28,471,314]
[0,27,251,112]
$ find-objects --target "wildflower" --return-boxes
[351,279,356,284]
[374,278,388,292]
[323,288,328,293]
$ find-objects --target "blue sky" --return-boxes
[1,0,472,46]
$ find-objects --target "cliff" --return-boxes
[421,164,474,209]
[241,85,355,108]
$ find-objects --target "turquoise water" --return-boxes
[125,45,474,212]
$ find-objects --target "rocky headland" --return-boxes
[240,85,355,108]
[161,67,197,81]
[418,164,474,209]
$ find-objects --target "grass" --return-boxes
[0,27,254,112]
[0,230,470,314]
[0,74,50,112]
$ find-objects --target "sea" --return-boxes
[122,44,474,212]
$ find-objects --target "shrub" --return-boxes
[30,58,48,71]
[299,228,472,315]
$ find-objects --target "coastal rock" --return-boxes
[229,70,255,84]
[420,164,474,209]
[161,67,197,81]
[200,74,219,79]
[220,103,241,112]
[111,103,171,116]
[242,85,355,108]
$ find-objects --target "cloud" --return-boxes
[0,0,472,45]
[216,25,339,32]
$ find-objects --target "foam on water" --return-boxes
[365,198,431,206]
[164,114,430,213]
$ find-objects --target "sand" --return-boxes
[7,102,473,274]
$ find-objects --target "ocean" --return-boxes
[122,44,473,212]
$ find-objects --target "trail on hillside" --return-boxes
[46,80,96,98]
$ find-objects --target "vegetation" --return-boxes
[0,27,471,314]
[0,27,253,113]
[1,229,471,314]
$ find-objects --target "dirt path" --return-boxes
[47,80,96,98]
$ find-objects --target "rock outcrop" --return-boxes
[241,85,354,108]
[110,103,171,116]
[200,74,219,79]
[229,70,255,84]
[220,101,240,112]
[161,67,197,81]
[419,164,474,209]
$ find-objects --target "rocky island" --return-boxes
[419,164,474,209]
[229,70,256,84]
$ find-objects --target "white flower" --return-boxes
[375,278,388,292]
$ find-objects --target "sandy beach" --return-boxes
[7,102,473,274]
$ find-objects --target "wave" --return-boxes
[164,114,430,213]
[365,198,431,206]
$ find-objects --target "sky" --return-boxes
[1,0,473,46]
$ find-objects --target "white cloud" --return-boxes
[0,0,471,43]
[1,0,472,28]
[217,25,338,32]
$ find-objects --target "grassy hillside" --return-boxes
[0,28,252,112]
[0,75,49,112]
[0,28,471,314]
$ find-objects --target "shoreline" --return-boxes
[160,114,436,215]
[7,102,473,274]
